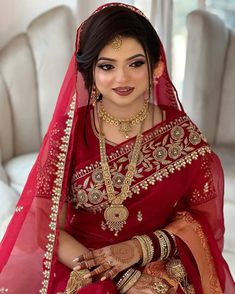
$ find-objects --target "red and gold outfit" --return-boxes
[0,2,234,294]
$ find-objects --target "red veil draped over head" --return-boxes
[0,3,234,294]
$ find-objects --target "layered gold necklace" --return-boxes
[98,111,146,236]
[98,101,148,138]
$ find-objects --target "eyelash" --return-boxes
[97,60,145,71]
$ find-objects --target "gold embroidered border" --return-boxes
[73,115,190,181]
[183,212,223,293]
[70,146,211,213]
[39,96,76,294]
[131,146,211,195]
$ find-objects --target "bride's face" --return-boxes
[94,36,149,108]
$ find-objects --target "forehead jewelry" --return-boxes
[110,35,122,50]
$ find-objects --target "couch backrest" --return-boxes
[183,10,235,145]
[0,6,73,163]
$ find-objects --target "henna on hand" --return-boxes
[73,239,142,280]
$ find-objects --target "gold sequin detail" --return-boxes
[137,211,143,222]
[15,206,24,212]
[39,96,76,294]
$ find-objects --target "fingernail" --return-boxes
[72,258,78,262]
[100,276,106,281]
[73,265,81,271]
[83,274,91,279]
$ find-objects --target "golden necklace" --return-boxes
[98,118,145,236]
[98,101,148,138]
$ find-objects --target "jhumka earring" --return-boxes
[145,85,152,103]
[91,85,100,106]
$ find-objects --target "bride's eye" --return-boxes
[130,60,145,68]
[97,64,114,71]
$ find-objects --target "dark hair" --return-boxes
[76,5,161,94]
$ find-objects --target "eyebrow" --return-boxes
[97,54,146,62]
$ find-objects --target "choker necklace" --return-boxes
[98,101,148,138]
[98,118,144,236]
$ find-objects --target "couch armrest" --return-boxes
[182,10,229,143]
[0,180,19,224]
[0,163,8,183]
[0,73,14,163]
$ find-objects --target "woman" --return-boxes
[0,3,234,293]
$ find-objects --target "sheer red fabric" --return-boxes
[0,3,234,294]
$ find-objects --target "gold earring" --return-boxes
[144,86,151,103]
[91,86,100,106]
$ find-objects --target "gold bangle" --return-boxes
[159,230,171,259]
[167,231,178,255]
[154,230,168,260]
[133,235,148,266]
[116,268,135,290]
[133,235,154,266]
[120,269,141,293]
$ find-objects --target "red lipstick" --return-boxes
[112,87,134,96]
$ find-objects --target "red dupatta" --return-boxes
[0,2,234,294]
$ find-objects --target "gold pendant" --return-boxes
[119,121,133,138]
[104,204,129,236]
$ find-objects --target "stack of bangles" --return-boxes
[133,230,177,266]
[115,230,177,293]
[116,267,142,293]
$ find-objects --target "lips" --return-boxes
[112,87,134,96]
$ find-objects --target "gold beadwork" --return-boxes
[98,100,148,138]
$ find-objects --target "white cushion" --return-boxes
[223,251,235,279]
[4,152,38,195]
[213,145,235,203]
[0,181,19,240]
[224,203,235,254]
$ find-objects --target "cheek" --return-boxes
[95,72,113,88]
[134,68,149,85]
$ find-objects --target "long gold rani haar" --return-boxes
[99,121,144,236]
[98,101,148,138]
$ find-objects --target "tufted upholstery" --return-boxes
[183,10,235,277]
[0,6,74,238]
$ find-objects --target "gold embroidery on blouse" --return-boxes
[69,116,210,212]
[39,96,76,294]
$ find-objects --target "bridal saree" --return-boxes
[0,3,234,294]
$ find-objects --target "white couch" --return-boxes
[183,9,235,277]
[0,6,74,238]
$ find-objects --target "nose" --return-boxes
[115,67,129,83]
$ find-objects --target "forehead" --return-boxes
[98,37,145,58]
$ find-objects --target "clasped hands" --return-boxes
[73,239,142,281]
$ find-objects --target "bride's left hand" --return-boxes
[73,239,142,281]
